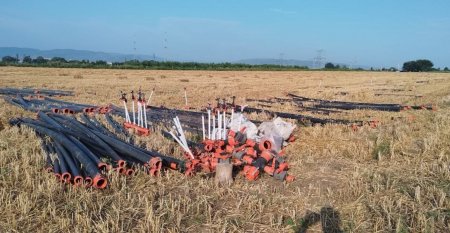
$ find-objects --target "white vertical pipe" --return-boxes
[123,101,130,123]
[223,110,226,139]
[201,115,205,141]
[137,102,142,126]
[207,109,211,139]
[212,114,216,140]
[143,103,148,128]
[132,101,136,124]
[217,112,222,140]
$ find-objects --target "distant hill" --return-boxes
[0,47,161,62]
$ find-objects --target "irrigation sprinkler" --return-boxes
[121,90,150,136]
[120,92,131,123]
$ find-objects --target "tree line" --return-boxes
[0,55,309,71]
[1,55,447,72]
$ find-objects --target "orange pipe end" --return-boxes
[73,176,84,186]
[84,177,93,187]
[98,162,108,170]
[125,169,135,176]
[117,160,126,167]
[61,172,72,183]
[93,175,107,189]
[260,140,272,151]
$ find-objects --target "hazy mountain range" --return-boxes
[0,47,161,62]
[1,47,362,68]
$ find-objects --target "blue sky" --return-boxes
[1,0,449,67]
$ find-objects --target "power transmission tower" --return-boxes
[163,32,168,62]
[279,53,284,67]
[313,49,326,69]
[133,40,136,61]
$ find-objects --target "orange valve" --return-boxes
[225,145,234,153]
[244,166,259,181]
[260,150,274,162]
[263,166,275,176]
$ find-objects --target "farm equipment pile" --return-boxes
[1,88,299,188]
[4,86,435,188]
[9,112,186,189]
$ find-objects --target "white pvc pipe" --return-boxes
[169,131,194,159]
[223,110,226,139]
[137,102,142,127]
[212,114,216,139]
[201,115,205,140]
[217,112,222,140]
[143,103,148,128]
[132,101,136,124]
[207,109,211,139]
[211,128,216,140]
[123,101,131,123]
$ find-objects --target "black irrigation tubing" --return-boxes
[312,103,403,112]
[54,141,82,180]
[288,93,402,107]
[48,114,124,165]
[79,114,116,138]
[239,105,361,126]
[43,97,94,108]
[0,88,74,96]
[104,113,129,136]
[18,122,102,179]
[35,111,184,171]
[90,129,186,171]
[247,97,344,115]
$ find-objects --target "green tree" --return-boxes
[51,57,67,63]
[402,59,434,72]
[33,56,48,64]
[324,62,335,69]
[22,56,32,63]
[444,67,449,71]
[2,56,19,63]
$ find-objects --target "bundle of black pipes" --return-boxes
[9,112,186,189]
[237,105,362,126]
[288,93,436,111]
[0,87,74,97]
[2,95,98,114]
[246,97,344,115]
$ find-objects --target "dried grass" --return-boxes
[0,67,449,232]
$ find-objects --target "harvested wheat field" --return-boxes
[1,66,449,232]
